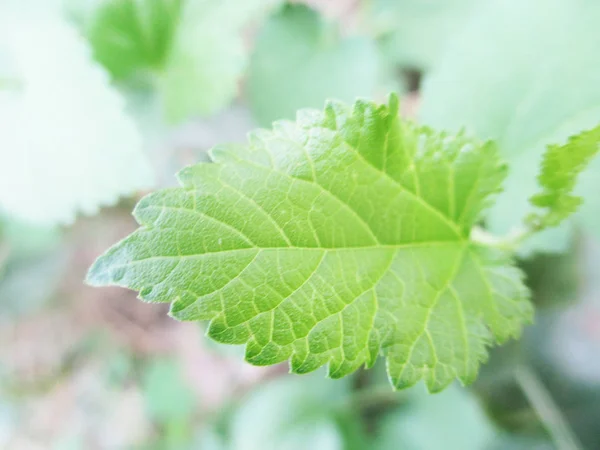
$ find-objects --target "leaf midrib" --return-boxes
[230,133,465,241]
[92,239,469,279]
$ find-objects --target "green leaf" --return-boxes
[158,0,281,121]
[528,126,600,231]
[366,0,480,71]
[420,0,600,253]
[87,0,279,121]
[142,358,195,423]
[247,4,380,126]
[0,7,153,225]
[229,372,347,450]
[87,0,183,79]
[375,385,496,450]
[87,95,532,392]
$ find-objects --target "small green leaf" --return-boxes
[420,0,600,253]
[88,95,532,392]
[159,0,282,121]
[87,0,183,79]
[248,4,380,126]
[528,126,600,230]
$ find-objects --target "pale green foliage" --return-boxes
[0,7,153,225]
[142,359,195,423]
[367,0,480,71]
[87,0,183,79]
[159,0,282,121]
[375,385,496,450]
[248,4,380,126]
[528,126,600,230]
[86,0,281,122]
[420,0,600,253]
[229,373,348,450]
[88,95,532,392]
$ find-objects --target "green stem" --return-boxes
[470,226,535,252]
[514,365,583,450]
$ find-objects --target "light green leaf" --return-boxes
[87,95,532,392]
[375,385,496,450]
[420,0,600,253]
[528,126,600,231]
[87,0,183,79]
[0,8,153,225]
[86,0,280,121]
[159,0,282,121]
[229,373,347,450]
[248,4,380,126]
[142,358,195,423]
[366,0,480,71]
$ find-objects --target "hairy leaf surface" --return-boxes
[88,95,531,391]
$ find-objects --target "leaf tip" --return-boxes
[426,381,453,395]
[85,234,139,288]
[85,253,114,287]
[387,92,400,117]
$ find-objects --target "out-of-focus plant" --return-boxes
[1,1,599,449]
[0,4,152,225]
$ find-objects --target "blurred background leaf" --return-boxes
[142,358,195,424]
[374,385,496,450]
[158,0,282,122]
[87,0,183,80]
[420,0,600,255]
[0,5,153,225]
[365,0,479,72]
[248,3,381,125]
[228,373,350,450]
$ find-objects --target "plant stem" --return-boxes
[470,226,535,252]
[514,365,583,450]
